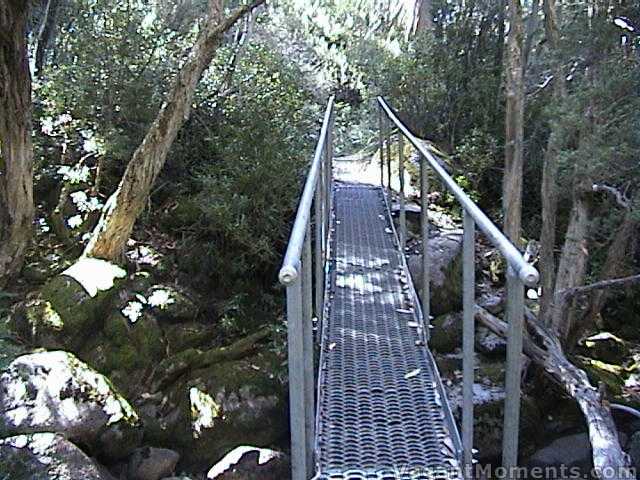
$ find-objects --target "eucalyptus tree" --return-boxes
[83,0,266,261]
[0,1,35,286]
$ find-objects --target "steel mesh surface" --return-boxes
[316,183,461,480]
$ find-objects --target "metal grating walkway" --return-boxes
[315,183,462,480]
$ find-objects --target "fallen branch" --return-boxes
[475,306,632,478]
[592,183,631,209]
[151,326,271,392]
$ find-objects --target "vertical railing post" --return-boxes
[398,134,406,251]
[462,210,475,477]
[302,224,315,474]
[286,277,308,480]
[323,129,330,250]
[378,105,385,187]
[502,268,525,470]
[420,154,431,339]
[385,119,392,189]
[314,173,324,329]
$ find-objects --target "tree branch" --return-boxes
[475,305,632,477]
[592,183,631,209]
[560,274,640,301]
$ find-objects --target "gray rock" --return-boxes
[128,447,180,480]
[0,433,115,480]
[206,446,288,479]
[429,312,462,353]
[475,326,507,356]
[527,433,593,474]
[0,350,142,461]
[143,353,287,471]
[407,231,463,316]
[628,431,640,472]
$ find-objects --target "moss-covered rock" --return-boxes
[145,285,199,323]
[80,312,165,397]
[0,350,142,461]
[430,312,462,353]
[141,351,287,471]
[0,433,115,480]
[11,259,126,350]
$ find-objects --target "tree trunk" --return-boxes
[539,0,567,325]
[476,306,633,479]
[35,0,60,77]
[550,182,592,339]
[83,0,265,261]
[414,0,434,34]
[0,1,35,287]
[584,210,639,329]
[503,0,525,245]
[523,0,540,70]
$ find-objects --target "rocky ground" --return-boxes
[2,150,639,479]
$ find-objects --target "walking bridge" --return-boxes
[279,97,539,480]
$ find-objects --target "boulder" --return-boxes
[145,285,199,322]
[0,433,115,480]
[429,312,462,353]
[628,431,640,472]
[579,332,629,365]
[128,447,180,480]
[0,350,142,461]
[526,433,593,474]
[11,258,126,350]
[407,230,463,316]
[80,312,165,397]
[207,446,288,479]
[475,326,506,357]
[142,352,287,471]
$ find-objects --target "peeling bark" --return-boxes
[0,1,35,286]
[84,0,266,261]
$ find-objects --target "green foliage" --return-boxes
[157,44,315,318]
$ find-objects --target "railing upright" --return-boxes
[462,210,476,476]
[420,152,431,338]
[398,133,406,250]
[378,107,385,187]
[377,96,539,473]
[279,97,335,480]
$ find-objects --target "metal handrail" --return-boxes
[278,96,335,480]
[279,97,335,285]
[377,96,539,475]
[377,96,539,286]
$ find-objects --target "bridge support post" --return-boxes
[502,268,525,470]
[420,154,431,339]
[385,117,392,189]
[302,224,315,474]
[378,105,385,187]
[315,169,324,336]
[398,134,406,250]
[286,277,310,480]
[462,210,475,477]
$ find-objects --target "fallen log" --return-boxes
[150,326,271,393]
[475,306,633,478]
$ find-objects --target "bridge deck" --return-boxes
[316,182,461,480]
